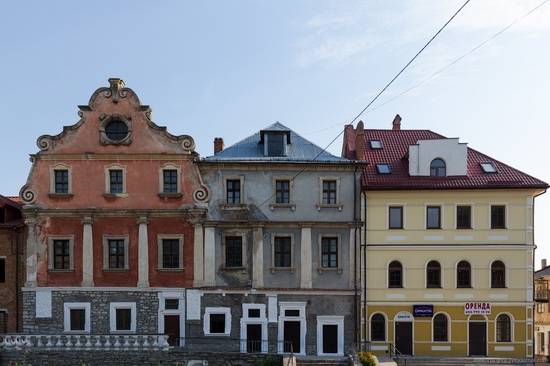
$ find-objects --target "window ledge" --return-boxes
[103,193,128,198]
[221,203,248,211]
[48,193,73,198]
[269,203,296,211]
[63,331,90,334]
[157,268,185,272]
[316,204,343,211]
[158,193,183,198]
[204,333,230,337]
[317,267,342,274]
[221,266,247,274]
[103,268,130,272]
[109,331,136,335]
[48,269,75,273]
[270,267,295,274]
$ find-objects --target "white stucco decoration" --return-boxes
[186,289,201,320]
[409,138,467,176]
[35,290,52,318]
[268,295,278,323]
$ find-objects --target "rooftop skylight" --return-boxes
[370,140,383,149]
[376,164,391,174]
[480,162,497,173]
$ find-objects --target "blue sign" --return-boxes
[413,305,433,317]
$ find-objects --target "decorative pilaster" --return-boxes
[300,227,312,288]
[204,226,216,286]
[137,216,149,287]
[252,226,264,288]
[24,217,38,287]
[193,222,205,287]
[81,217,94,287]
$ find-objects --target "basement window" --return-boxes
[376,164,391,174]
[480,162,497,173]
[369,140,383,149]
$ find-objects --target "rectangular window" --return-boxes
[162,239,180,269]
[53,240,71,269]
[456,206,471,229]
[0,311,6,333]
[491,205,506,229]
[226,179,241,204]
[109,170,123,194]
[54,170,69,194]
[0,208,5,224]
[389,206,403,229]
[70,309,86,331]
[276,180,290,204]
[165,299,179,310]
[116,308,132,331]
[209,313,226,333]
[321,237,338,268]
[163,170,178,193]
[427,206,441,229]
[204,307,231,336]
[109,302,136,333]
[0,258,4,283]
[108,239,126,269]
[274,237,291,267]
[267,133,285,156]
[322,180,337,204]
[225,236,243,267]
[248,309,261,318]
[537,303,546,313]
[64,303,90,333]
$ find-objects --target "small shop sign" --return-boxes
[413,305,433,317]
[464,302,491,315]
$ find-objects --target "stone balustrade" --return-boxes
[0,334,169,350]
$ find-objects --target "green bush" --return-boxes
[358,351,376,366]
[258,356,280,366]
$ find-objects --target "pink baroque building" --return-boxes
[18,79,209,346]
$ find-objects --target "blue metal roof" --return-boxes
[203,122,350,163]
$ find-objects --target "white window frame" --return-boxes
[316,316,344,356]
[109,302,136,333]
[278,302,306,355]
[316,177,342,211]
[271,233,295,273]
[63,302,91,333]
[269,176,296,210]
[157,291,185,346]
[158,163,182,196]
[204,307,231,336]
[49,163,72,195]
[157,234,184,270]
[221,232,247,270]
[317,234,342,274]
[104,163,127,196]
[240,303,268,353]
[102,235,129,270]
[48,236,75,270]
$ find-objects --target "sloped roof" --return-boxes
[536,266,550,279]
[0,195,23,210]
[204,122,351,163]
[343,126,548,190]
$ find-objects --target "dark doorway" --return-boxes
[283,321,301,353]
[247,324,262,352]
[164,315,180,346]
[395,322,413,355]
[469,322,486,356]
[322,324,338,354]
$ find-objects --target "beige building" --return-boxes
[342,115,548,358]
[535,261,550,359]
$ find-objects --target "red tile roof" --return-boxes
[344,127,549,190]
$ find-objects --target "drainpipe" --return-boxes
[533,189,547,357]
[363,190,368,347]
[353,164,359,344]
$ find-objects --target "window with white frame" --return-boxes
[158,163,182,196]
[204,307,231,336]
[64,302,91,333]
[49,163,72,195]
[104,164,127,195]
[102,235,129,270]
[157,235,184,270]
[48,236,75,270]
[318,235,341,273]
[110,302,136,333]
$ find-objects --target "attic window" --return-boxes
[480,162,497,173]
[376,164,391,174]
[370,140,383,149]
[264,132,288,157]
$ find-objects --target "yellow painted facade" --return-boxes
[362,188,539,358]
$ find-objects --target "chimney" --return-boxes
[355,121,365,160]
[543,259,548,268]
[392,114,402,130]
[214,138,224,155]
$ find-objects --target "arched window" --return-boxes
[389,261,403,288]
[496,314,511,342]
[371,314,386,341]
[491,261,506,288]
[427,260,441,288]
[457,261,471,288]
[433,314,448,341]
[430,159,446,177]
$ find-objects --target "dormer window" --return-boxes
[370,140,383,149]
[430,159,446,177]
[480,162,497,173]
[266,133,285,156]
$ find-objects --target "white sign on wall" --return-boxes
[464,302,491,315]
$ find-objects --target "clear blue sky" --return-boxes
[2,1,549,267]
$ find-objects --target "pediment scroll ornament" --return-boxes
[103,78,128,103]
[19,185,37,204]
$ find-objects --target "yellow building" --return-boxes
[534,261,550,360]
[342,115,548,359]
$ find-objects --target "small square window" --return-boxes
[480,162,497,173]
[369,140,383,149]
[376,164,391,174]
[204,307,231,336]
[64,303,91,333]
[248,309,261,318]
[110,302,136,333]
[165,299,179,310]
